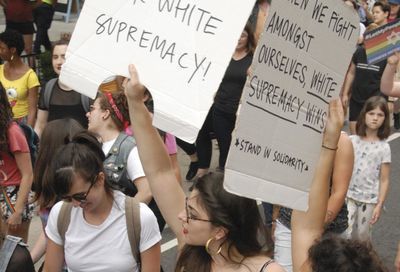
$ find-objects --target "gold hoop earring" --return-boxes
[205,237,222,256]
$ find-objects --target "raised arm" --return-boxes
[325,133,353,225]
[124,64,186,246]
[381,52,400,97]
[291,99,344,272]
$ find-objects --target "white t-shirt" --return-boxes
[347,135,391,204]
[45,191,161,272]
[102,138,145,181]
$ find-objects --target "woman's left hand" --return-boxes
[7,211,23,227]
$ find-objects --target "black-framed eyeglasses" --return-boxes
[185,197,214,223]
[61,175,98,203]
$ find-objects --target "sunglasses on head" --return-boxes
[61,175,98,204]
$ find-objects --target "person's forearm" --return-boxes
[27,87,38,127]
[342,72,355,98]
[30,230,47,263]
[381,63,397,96]
[377,178,389,206]
[27,108,37,127]
[325,193,345,224]
[127,99,173,177]
[300,147,336,229]
[14,174,33,213]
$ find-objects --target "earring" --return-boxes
[10,55,14,61]
[205,237,222,256]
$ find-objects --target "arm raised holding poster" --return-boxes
[291,100,387,272]
[125,64,285,272]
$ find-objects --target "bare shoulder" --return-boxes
[265,262,286,272]
[244,255,285,272]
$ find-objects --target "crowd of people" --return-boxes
[0,0,400,271]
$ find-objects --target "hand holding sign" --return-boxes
[387,50,400,66]
[60,0,256,143]
[124,64,146,104]
[224,0,359,211]
[322,99,344,151]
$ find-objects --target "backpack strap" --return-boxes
[125,196,141,266]
[0,235,27,272]
[106,133,134,158]
[80,94,91,113]
[43,78,58,110]
[57,202,73,244]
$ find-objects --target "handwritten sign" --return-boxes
[59,0,256,142]
[224,0,359,211]
[365,19,400,64]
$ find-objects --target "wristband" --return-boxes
[322,144,338,151]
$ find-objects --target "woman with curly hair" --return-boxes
[0,82,34,242]
[0,29,40,127]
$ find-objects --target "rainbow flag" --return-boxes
[365,19,400,65]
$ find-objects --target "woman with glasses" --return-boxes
[125,64,286,272]
[43,131,161,272]
[124,63,387,272]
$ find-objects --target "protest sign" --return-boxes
[224,1,359,211]
[365,19,400,65]
[59,0,256,143]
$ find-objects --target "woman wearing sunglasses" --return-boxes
[42,131,161,272]
[30,118,84,269]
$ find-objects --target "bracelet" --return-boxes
[322,144,338,151]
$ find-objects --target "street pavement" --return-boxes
[1,8,400,272]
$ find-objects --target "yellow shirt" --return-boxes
[0,65,40,119]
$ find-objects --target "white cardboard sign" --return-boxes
[225,0,359,211]
[59,0,256,143]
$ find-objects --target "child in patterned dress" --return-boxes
[346,96,391,241]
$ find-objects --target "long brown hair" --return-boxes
[175,173,267,272]
[244,23,256,54]
[0,83,13,152]
[34,119,84,208]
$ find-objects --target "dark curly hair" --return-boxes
[98,91,130,131]
[0,83,13,152]
[0,29,25,56]
[309,234,388,272]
